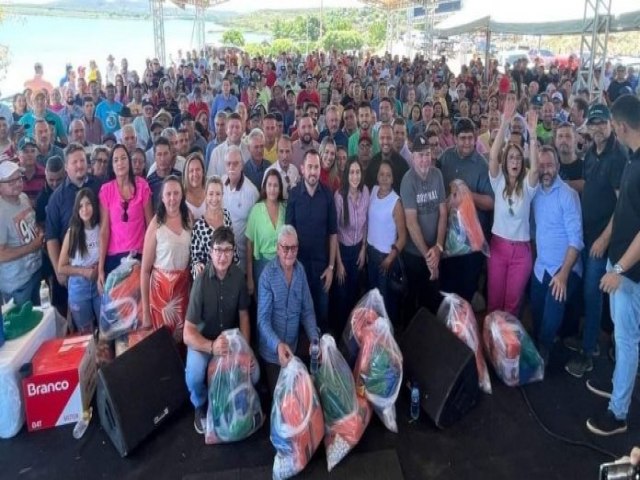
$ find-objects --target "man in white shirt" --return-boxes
[265,135,300,199]
[207,113,250,177]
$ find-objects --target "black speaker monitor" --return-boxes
[400,308,480,428]
[96,327,188,457]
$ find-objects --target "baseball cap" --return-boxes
[119,106,133,118]
[551,92,563,102]
[0,161,25,181]
[18,136,37,151]
[412,133,430,153]
[306,75,314,82]
[587,103,611,123]
[142,98,154,108]
[422,98,433,107]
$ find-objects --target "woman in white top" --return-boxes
[487,93,539,315]
[183,152,206,220]
[58,188,101,334]
[367,161,407,326]
[141,176,192,340]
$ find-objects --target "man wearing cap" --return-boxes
[606,64,632,105]
[565,104,628,379]
[296,76,320,109]
[95,84,123,135]
[0,161,44,305]
[24,62,54,96]
[17,136,46,206]
[400,132,447,319]
[585,94,640,436]
[551,92,568,123]
[366,123,408,193]
[133,99,155,148]
[34,119,64,168]
[81,96,103,146]
[210,78,238,130]
[105,54,118,86]
[347,101,381,158]
[19,90,67,144]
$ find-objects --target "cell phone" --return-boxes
[599,461,639,480]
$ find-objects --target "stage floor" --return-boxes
[2,342,638,480]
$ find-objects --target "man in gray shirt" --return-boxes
[400,133,447,319]
[438,118,494,302]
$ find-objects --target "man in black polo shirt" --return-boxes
[183,227,250,435]
[586,94,640,436]
[565,104,627,378]
[45,143,101,317]
[285,149,337,333]
[438,118,494,303]
[365,123,408,193]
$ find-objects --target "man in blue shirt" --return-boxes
[285,149,337,334]
[95,84,123,135]
[531,145,584,366]
[45,143,101,316]
[209,78,238,131]
[258,225,319,394]
[244,129,270,191]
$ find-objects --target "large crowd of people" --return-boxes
[0,46,639,438]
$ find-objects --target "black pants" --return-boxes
[403,251,442,323]
[440,252,485,304]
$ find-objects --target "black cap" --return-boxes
[412,133,430,152]
[119,106,133,118]
[587,103,611,123]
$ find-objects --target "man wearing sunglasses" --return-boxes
[257,225,319,395]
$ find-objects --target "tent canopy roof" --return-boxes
[434,0,640,36]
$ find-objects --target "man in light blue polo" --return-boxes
[258,225,319,394]
[530,145,584,366]
[95,83,122,135]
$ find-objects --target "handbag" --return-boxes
[387,254,408,296]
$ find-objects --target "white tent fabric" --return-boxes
[434,0,640,36]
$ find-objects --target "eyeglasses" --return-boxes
[0,175,24,185]
[279,244,298,254]
[508,197,514,217]
[121,200,129,222]
[212,247,234,256]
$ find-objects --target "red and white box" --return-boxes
[22,335,97,432]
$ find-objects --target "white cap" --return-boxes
[0,161,24,182]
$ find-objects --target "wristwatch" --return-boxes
[613,263,625,275]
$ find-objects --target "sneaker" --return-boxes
[586,378,612,399]
[563,336,600,357]
[586,409,627,436]
[193,406,206,435]
[565,353,594,378]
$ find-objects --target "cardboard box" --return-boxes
[22,335,97,432]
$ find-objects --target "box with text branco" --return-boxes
[22,335,97,432]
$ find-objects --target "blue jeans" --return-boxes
[68,275,101,334]
[185,347,213,408]
[334,243,362,334]
[302,260,329,334]
[581,246,608,355]
[1,268,42,306]
[608,261,640,420]
[367,245,398,326]
[530,270,581,352]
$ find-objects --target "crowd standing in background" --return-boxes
[1,46,639,437]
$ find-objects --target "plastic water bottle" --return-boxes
[39,281,51,309]
[73,407,93,439]
[310,338,320,375]
[410,382,420,421]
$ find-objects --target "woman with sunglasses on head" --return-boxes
[487,94,539,315]
[98,144,153,291]
[140,176,192,340]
